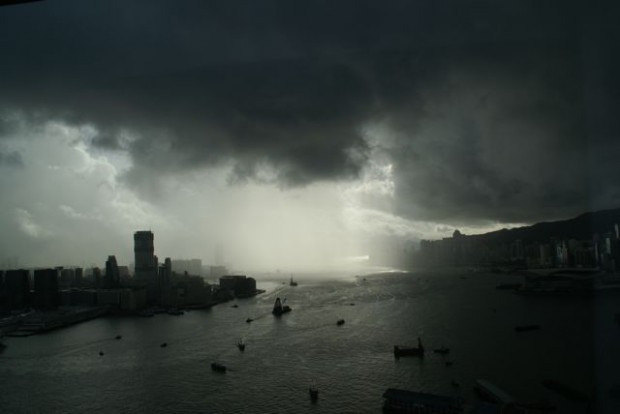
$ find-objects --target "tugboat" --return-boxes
[237,338,246,351]
[272,297,292,316]
[394,337,425,358]
[289,275,298,286]
[211,362,227,373]
[309,381,319,402]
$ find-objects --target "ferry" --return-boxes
[394,337,425,358]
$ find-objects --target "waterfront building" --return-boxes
[219,275,256,297]
[105,255,121,288]
[3,269,31,310]
[74,267,83,287]
[134,231,159,304]
[33,268,60,310]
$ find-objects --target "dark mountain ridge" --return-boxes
[466,208,620,244]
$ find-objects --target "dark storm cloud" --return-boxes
[1,0,619,223]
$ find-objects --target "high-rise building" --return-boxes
[105,255,121,288]
[33,268,60,310]
[3,269,31,310]
[74,267,84,287]
[134,230,159,304]
[134,231,156,277]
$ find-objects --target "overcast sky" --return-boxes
[1,0,619,270]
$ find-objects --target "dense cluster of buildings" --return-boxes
[0,231,257,318]
[415,225,620,271]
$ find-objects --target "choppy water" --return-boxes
[1,269,619,413]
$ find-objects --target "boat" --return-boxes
[433,347,450,354]
[272,297,292,316]
[211,362,227,373]
[309,381,319,401]
[237,338,246,351]
[160,342,167,348]
[99,351,104,356]
[451,380,460,387]
[445,361,454,367]
[231,304,239,308]
[337,319,345,326]
[514,324,541,332]
[290,275,298,286]
[394,337,425,358]
[115,335,122,340]
[246,318,254,323]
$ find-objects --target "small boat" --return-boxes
[115,335,122,340]
[272,297,292,316]
[211,362,227,373]
[309,381,319,401]
[237,339,246,351]
[349,303,355,306]
[394,337,425,358]
[337,319,345,326]
[515,324,541,332]
[290,275,298,286]
[451,380,460,387]
[231,304,239,308]
[246,318,254,323]
[160,342,167,348]
[445,361,454,367]
[99,351,104,356]
[433,347,450,354]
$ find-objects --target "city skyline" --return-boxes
[1,1,619,270]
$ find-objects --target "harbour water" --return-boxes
[1,269,619,413]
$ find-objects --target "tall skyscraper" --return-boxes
[33,268,60,310]
[105,255,120,288]
[134,230,159,304]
